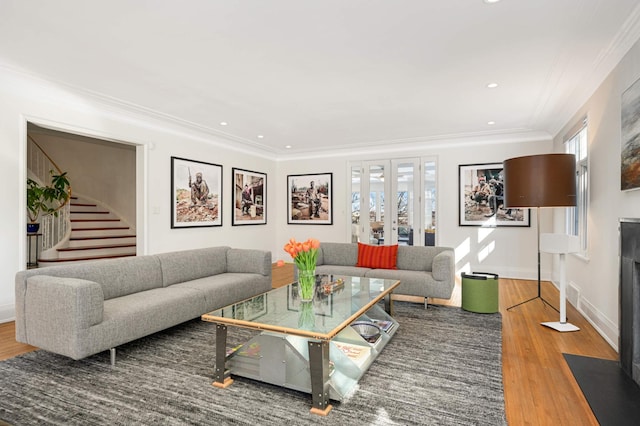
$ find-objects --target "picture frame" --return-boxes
[171,156,222,228]
[232,167,266,225]
[622,76,640,191]
[287,172,333,224]
[458,163,530,227]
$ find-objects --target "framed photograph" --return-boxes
[459,163,530,227]
[622,76,640,191]
[232,168,266,225]
[171,156,222,228]
[287,173,333,224]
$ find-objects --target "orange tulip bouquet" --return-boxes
[283,238,320,301]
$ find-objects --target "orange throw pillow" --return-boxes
[356,243,398,269]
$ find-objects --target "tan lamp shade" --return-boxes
[503,153,577,208]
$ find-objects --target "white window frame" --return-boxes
[564,118,588,257]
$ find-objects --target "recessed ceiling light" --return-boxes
[285,145,292,149]
[487,83,499,88]
[220,122,228,126]
[257,135,264,139]
[488,121,496,125]
[483,0,501,4]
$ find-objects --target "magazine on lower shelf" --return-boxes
[333,341,371,368]
[371,319,396,333]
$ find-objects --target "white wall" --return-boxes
[551,37,640,349]
[274,138,553,277]
[0,67,278,322]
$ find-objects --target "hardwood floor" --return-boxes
[1,263,619,425]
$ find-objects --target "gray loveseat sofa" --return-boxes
[315,242,455,307]
[15,246,271,361]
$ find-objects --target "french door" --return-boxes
[350,158,436,246]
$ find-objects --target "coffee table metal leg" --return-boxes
[307,340,332,416]
[384,293,394,316]
[212,323,234,388]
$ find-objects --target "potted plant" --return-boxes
[26,171,71,233]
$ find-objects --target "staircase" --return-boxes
[38,196,137,266]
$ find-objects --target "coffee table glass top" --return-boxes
[202,275,399,340]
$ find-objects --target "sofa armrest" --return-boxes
[227,248,272,276]
[21,276,104,355]
[432,250,455,282]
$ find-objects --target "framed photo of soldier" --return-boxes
[287,172,333,225]
[458,163,530,227]
[171,156,222,228]
[232,167,266,226]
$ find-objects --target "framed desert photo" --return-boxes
[232,167,266,225]
[171,156,222,228]
[287,173,333,224]
[459,163,530,227]
[622,76,640,191]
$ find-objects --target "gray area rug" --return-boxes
[0,303,505,425]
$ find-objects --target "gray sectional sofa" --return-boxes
[15,246,271,362]
[315,242,455,306]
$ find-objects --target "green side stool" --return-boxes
[461,272,499,314]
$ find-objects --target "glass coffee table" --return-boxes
[201,274,400,416]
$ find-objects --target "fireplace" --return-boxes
[619,218,640,386]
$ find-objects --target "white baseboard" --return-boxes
[578,296,618,352]
[520,278,618,352]
[0,303,15,324]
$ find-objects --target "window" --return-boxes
[564,119,588,254]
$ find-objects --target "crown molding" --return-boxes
[275,129,552,161]
[0,62,279,159]
[546,2,640,138]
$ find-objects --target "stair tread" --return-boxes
[70,235,135,241]
[38,253,136,263]
[71,219,121,222]
[71,203,98,207]
[70,211,110,214]
[58,243,136,252]
[72,227,130,230]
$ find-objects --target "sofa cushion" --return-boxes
[157,247,230,286]
[170,273,269,312]
[20,256,163,300]
[316,264,371,277]
[227,248,271,275]
[318,242,358,266]
[396,245,437,271]
[356,243,398,269]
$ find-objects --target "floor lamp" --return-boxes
[540,233,580,332]
[503,153,576,312]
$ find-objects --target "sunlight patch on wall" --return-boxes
[478,241,496,262]
[456,237,471,263]
[477,226,495,243]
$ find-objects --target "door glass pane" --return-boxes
[351,166,360,243]
[424,160,436,246]
[396,162,414,246]
[369,164,384,245]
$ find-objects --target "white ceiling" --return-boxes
[2,0,640,157]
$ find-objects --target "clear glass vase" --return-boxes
[297,269,316,302]
[298,301,315,329]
